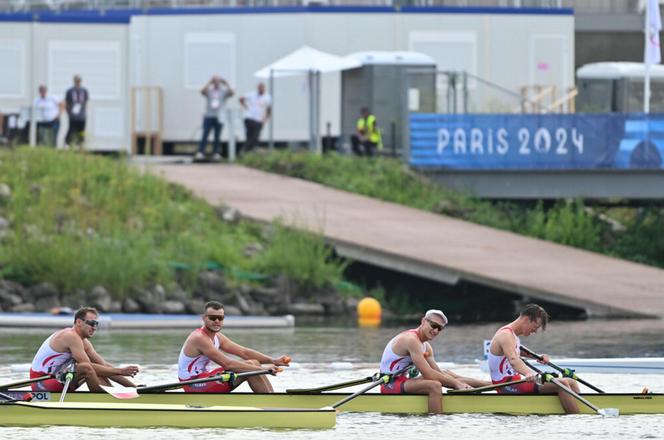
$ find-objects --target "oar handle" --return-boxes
[521,345,604,393]
[447,377,532,394]
[138,369,273,393]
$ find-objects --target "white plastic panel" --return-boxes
[183,32,236,90]
[0,39,26,98]
[48,40,121,100]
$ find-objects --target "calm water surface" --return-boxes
[1,318,664,439]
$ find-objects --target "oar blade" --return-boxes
[100,384,140,399]
[598,408,620,417]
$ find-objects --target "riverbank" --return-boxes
[0,148,357,316]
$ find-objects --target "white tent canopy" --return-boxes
[254,45,362,78]
[254,46,362,153]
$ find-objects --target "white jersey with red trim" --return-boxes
[178,328,221,380]
[379,329,425,374]
[487,325,521,382]
[30,330,73,375]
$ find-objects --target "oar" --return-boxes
[521,345,604,393]
[0,375,53,390]
[524,359,618,416]
[447,377,534,394]
[329,365,411,410]
[59,372,74,403]
[287,376,375,394]
[101,369,278,399]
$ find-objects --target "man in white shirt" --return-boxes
[195,75,234,161]
[33,85,62,147]
[239,82,272,155]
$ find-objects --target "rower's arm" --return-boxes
[404,337,467,389]
[424,343,442,372]
[83,340,108,366]
[83,340,138,386]
[220,335,287,366]
[497,333,532,376]
[196,334,272,373]
[65,333,93,365]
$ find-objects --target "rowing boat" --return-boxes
[0,401,335,428]
[4,390,663,415]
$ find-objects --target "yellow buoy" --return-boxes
[357,297,382,326]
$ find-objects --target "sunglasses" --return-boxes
[426,318,446,331]
[206,315,225,322]
[84,319,99,328]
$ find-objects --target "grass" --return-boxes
[241,150,664,269]
[0,148,348,298]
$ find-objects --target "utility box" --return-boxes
[341,51,436,156]
[576,62,664,112]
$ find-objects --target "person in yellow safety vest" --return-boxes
[351,107,382,156]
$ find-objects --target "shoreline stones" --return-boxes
[0,271,357,317]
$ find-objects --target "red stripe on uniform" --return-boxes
[499,357,508,374]
[389,357,405,371]
[187,356,202,373]
[41,353,63,368]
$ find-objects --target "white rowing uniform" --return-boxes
[30,330,73,375]
[487,325,520,382]
[178,327,221,380]
[379,329,425,374]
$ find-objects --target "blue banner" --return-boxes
[409,113,664,169]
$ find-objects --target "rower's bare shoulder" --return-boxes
[396,332,421,352]
[53,329,79,350]
[188,331,209,346]
[55,328,76,342]
[492,329,515,351]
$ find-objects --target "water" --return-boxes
[1,318,664,439]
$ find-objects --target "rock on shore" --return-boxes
[0,272,358,316]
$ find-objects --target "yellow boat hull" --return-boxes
[7,391,664,415]
[0,401,336,428]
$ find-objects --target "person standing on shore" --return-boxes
[64,74,89,149]
[33,85,62,147]
[239,82,271,155]
[487,303,580,414]
[195,75,234,161]
[178,300,290,393]
[29,306,139,392]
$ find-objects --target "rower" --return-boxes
[379,309,491,413]
[488,303,580,414]
[29,306,140,392]
[177,300,290,393]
